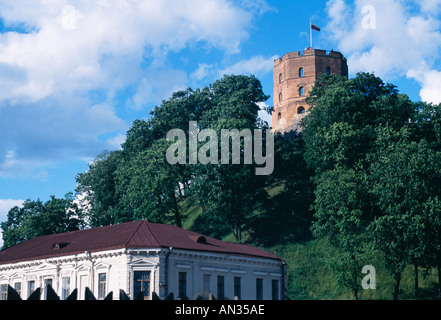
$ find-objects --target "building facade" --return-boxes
[272,48,348,133]
[0,220,286,300]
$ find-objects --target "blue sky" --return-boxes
[0,0,441,230]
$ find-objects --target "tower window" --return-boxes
[299,87,304,96]
[277,112,282,120]
[279,73,283,83]
[299,68,304,77]
[326,67,331,75]
[279,92,282,102]
[297,106,305,114]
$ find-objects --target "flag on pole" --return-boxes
[309,22,320,48]
[311,23,321,32]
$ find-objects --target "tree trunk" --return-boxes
[352,288,358,300]
[393,272,401,300]
[232,224,242,243]
[414,264,419,298]
[351,257,358,300]
[438,264,441,300]
[171,192,182,228]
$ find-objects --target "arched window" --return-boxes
[279,73,283,83]
[299,87,304,96]
[277,112,282,120]
[279,92,282,102]
[299,68,304,77]
[326,67,331,75]
[297,106,305,114]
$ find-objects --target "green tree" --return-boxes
[75,150,122,227]
[421,197,441,299]
[312,168,373,300]
[122,88,209,157]
[190,75,271,242]
[1,194,84,249]
[115,139,186,227]
[247,133,314,246]
[367,125,441,299]
[303,72,415,174]
[111,88,206,227]
[302,72,422,299]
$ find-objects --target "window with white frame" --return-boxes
[234,277,241,300]
[217,275,225,300]
[178,272,187,299]
[27,280,35,298]
[203,274,211,299]
[272,279,279,300]
[44,278,53,300]
[62,277,71,300]
[98,273,106,299]
[0,284,7,300]
[256,278,263,300]
[14,282,21,298]
[133,271,151,300]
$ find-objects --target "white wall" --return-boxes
[0,248,284,300]
[165,249,283,300]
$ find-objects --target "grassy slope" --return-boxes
[178,183,440,300]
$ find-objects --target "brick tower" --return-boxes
[272,48,348,133]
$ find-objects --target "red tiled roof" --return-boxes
[0,220,281,265]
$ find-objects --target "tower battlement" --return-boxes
[274,49,346,65]
[272,48,348,133]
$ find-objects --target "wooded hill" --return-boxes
[3,73,441,300]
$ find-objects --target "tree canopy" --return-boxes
[303,72,441,299]
[73,75,275,242]
[1,193,84,249]
[4,71,441,300]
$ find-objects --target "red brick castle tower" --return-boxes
[272,49,348,133]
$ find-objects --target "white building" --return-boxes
[0,220,286,300]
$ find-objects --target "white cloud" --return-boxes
[0,0,256,102]
[0,0,269,178]
[419,0,441,14]
[408,65,441,104]
[106,133,126,151]
[0,92,129,178]
[0,199,23,222]
[418,70,441,104]
[325,0,441,103]
[128,68,188,110]
[219,55,278,77]
[191,63,214,81]
[257,101,272,125]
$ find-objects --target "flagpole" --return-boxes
[310,21,312,48]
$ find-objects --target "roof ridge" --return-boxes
[125,220,144,247]
[142,220,161,247]
[125,220,161,248]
